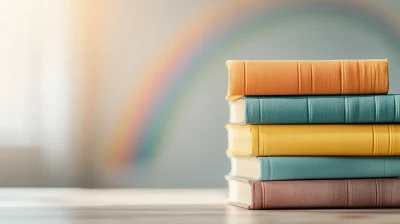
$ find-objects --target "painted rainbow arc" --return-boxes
[105,0,400,169]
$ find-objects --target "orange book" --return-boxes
[226,59,388,100]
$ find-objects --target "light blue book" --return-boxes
[229,156,400,180]
[228,95,400,124]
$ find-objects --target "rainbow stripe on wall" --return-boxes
[105,0,400,168]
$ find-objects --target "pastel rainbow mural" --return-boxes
[105,0,400,169]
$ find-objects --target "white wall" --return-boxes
[1,0,400,187]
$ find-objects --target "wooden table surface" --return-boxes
[0,188,399,223]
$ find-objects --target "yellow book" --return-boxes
[226,124,400,156]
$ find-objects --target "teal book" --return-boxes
[229,156,400,180]
[229,95,400,124]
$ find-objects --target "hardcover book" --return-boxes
[226,124,400,156]
[226,59,388,100]
[226,176,400,209]
[229,156,400,180]
[229,95,400,124]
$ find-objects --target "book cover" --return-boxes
[226,124,400,156]
[229,95,400,124]
[229,156,400,180]
[226,176,400,209]
[226,59,388,100]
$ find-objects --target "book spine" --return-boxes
[252,124,400,156]
[258,156,400,180]
[244,95,400,124]
[250,179,400,209]
[226,60,388,99]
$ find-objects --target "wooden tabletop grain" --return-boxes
[0,188,399,223]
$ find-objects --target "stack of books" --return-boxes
[224,59,400,209]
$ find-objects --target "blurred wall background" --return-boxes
[1,0,400,188]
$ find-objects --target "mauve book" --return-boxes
[226,175,400,209]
